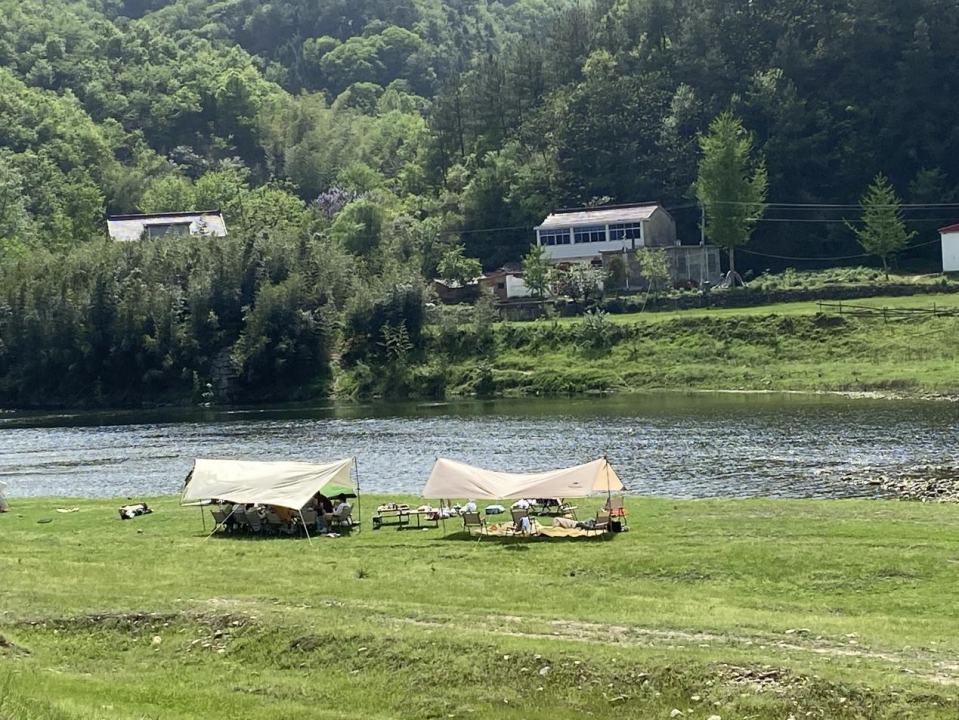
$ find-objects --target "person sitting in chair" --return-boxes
[314,493,334,533]
[332,495,353,527]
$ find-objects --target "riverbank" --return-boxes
[3,293,959,410]
[3,495,959,718]
[427,295,959,399]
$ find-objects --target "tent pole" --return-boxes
[299,509,314,547]
[354,456,362,534]
[605,455,612,507]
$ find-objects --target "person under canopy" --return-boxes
[181,457,356,510]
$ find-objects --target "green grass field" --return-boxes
[575,291,959,325]
[3,495,959,718]
[451,294,959,398]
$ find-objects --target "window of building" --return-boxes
[608,223,641,242]
[146,222,191,239]
[539,228,571,246]
[573,225,606,244]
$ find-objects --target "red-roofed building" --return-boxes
[940,223,959,272]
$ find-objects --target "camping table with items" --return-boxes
[372,508,440,530]
[529,499,578,518]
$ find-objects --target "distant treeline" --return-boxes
[1,0,958,270]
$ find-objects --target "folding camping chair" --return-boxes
[462,512,487,539]
[210,508,229,533]
[586,510,611,537]
[265,510,287,534]
[232,507,249,533]
[246,510,263,534]
[300,507,318,529]
[511,508,532,536]
[604,496,627,529]
[331,506,354,531]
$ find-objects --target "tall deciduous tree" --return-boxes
[437,244,482,287]
[635,247,670,292]
[521,243,551,299]
[694,112,768,275]
[846,173,916,280]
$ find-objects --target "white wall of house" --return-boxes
[942,231,959,272]
[505,275,533,298]
[536,222,645,262]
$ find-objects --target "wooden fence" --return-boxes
[817,301,959,321]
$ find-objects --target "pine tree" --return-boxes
[847,174,916,280]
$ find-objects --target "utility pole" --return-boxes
[700,202,706,287]
[623,246,629,291]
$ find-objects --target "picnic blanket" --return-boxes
[476,520,597,539]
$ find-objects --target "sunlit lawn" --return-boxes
[3,495,959,718]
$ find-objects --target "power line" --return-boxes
[704,201,959,209]
[453,224,530,235]
[754,217,957,224]
[738,237,942,262]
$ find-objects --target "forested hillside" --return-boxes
[1,0,958,406]
[2,0,958,263]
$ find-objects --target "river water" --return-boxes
[1,393,957,500]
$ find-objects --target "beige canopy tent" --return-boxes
[181,458,356,510]
[421,457,625,499]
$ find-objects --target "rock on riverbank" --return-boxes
[842,464,959,503]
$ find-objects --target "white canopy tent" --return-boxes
[181,458,356,510]
[421,457,625,500]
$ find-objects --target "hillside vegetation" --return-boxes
[2,0,959,406]
[1,0,958,263]
[2,231,958,406]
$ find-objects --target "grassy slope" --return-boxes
[3,496,959,718]
[468,294,959,396]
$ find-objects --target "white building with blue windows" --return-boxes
[534,202,722,287]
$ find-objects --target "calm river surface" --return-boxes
[2,393,957,499]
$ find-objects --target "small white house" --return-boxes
[534,202,722,286]
[107,211,228,242]
[535,202,677,261]
[940,223,959,272]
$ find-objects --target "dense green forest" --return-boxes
[1,0,958,405]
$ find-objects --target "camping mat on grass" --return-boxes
[478,520,597,539]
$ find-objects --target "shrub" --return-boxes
[578,309,614,350]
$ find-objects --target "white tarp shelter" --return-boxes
[181,458,355,510]
[421,457,625,499]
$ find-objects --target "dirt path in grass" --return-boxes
[393,611,959,686]
[222,596,959,684]
[9,598,957,687]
